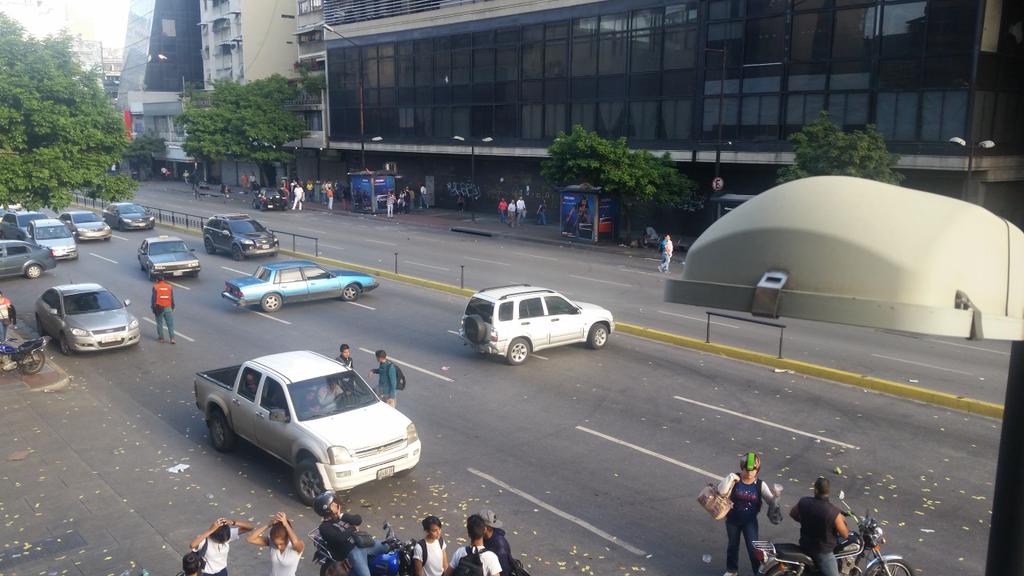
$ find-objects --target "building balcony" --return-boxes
[298,39,325,59]
[324,0,493,25]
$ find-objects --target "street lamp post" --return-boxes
[704,47,727,185]
[322,24,367,170]
[453,136,492,222]
[949,137,995,202]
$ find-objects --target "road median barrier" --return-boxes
[79,200,1001,419]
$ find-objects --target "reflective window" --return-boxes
[495,104,517,137]
[453,107,470,136]
[827,92,870,128]
[881,1,926,58]
[702,96,739,136]
[745,17,785,63]
[788,62,827,90]
[631,29,662,73]
[597,101,626,137]
[474,48,494,83]
[573,17,598,36]
[472,105,493,137]
[662,99,693,139]
[926,0,977,54]
[277,269,304,284]
[709,0,745,20]
[599,13,628,32]
[742,65,782,93]
[544,296,577,316]
[747,0,788,16]
[544,103,566,137]
[523,43,543,79]
[629,101,659,139]
[496,47,518,82]
[632,8,664,29]
[832,7,877,60]
[664,27,697,70]
[599,33,627,75]
[791,12,831,61]
[920,90,966,141]
[741,94,780,139]
[793,0,828,10]
[498,302,514,321]
[665,2,699,25]
[571,102,596,131]
[785,93,826,130]
[545,41,568,77]
[924,56,971,88]
[875,92,919,140]
[518,297,545,318]
[830,60,871,90]
[260,378,288,412]
[572,37,598,76]
[878,60,921,90]
[522,104,543,138]
[707,22,743,67]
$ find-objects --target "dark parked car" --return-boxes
[103,203,155,231]
[1,211,48,240]
[203,213,278,261]
[0,240,57,279]
[252,189,288,211]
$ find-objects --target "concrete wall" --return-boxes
[241,0,298,82]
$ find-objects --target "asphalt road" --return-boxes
[0,222,998,575]
[123,184,1011,405]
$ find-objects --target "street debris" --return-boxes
[166,463,190,473]
[7,448,34,461]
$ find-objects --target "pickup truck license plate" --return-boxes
[376,466,395,480]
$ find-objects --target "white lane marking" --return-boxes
[643,257,660,262]
[568,275,632,288]
[296,226,327,234]
[870,353,974,376]
[319,243,346,251]
[576,425,719,481]
[89,253,118,264]
[925,338,1011,356]
[657,310,740,328]
[251,310,292,325]
[618,267,664,278]
[467,467,647,557]
[221,265,250,275]
[526,253,558,261]
[465,256,510,267]
[112,234,130,241]
[166,280,191,291]
[141,317,196,342]
[531,353,549,360]
[672,395,860,450]
[358,347,453,382]
[405,261,450,272]
[347,302,375,310]
[363,238,398,246]
[447,330,460,336]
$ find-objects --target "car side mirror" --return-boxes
[124,299,131,306]
[269,408,289,422]
[46,306,57,316]
[221,230,230,236]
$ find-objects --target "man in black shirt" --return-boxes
[314,491,391,576]
[790,477,848,576]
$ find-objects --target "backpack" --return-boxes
[451,546,484,576]
[393,363,406,391]
[417,537,445,568]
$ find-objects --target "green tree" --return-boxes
[778,110,903,185]
[122,134,166,180]
[541,125,696,240]
[0,15,135,209]
[178,75,306,186]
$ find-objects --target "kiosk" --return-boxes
[348,171,397,214]
[558,184,618,244]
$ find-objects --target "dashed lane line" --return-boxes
[526,253,558,261]
[924,338,1010,356]
[465,256,510,267]
[167,280,191,291]
[250,310,292,325]
[467,467,647,557]
[347,302,375,310]
[221,265,250,275]
[89,253,118,264]
[112,234,129,241]
[657,310,740,328]
[870,353,974,376]
[404,261,450,272]
[363,238,398,246]
[672,395,860,450]
[576,425,719,481]
[358,347,453,382]
[141,317,196,342]
[568,275,631,288]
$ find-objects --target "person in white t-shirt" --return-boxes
[292,185,305,210]
[443,515,502,576]
[190,517,254,576]
[246,511,305,576]
[413,515,448,576]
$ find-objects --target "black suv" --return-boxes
[202,214,278,261]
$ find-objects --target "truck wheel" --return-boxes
[208,409,237,452]
[260,293,282,313]
[463,315,487,344]
[506,338,530,366]
[340,283,361,302]
[294,459,325,506]
[204,236,217,254]
[587,323,609,350]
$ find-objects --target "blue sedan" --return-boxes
[221,260,379,313]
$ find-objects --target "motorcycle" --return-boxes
[753,491,914,576]
[0,336,48,375]
[309,521,416,576]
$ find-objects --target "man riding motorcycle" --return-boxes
[313,491,394,576]
[789,477,849,576]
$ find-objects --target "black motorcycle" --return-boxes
[0,336,48,375]
[754,491,914,576]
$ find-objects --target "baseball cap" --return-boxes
[478,509,503,529]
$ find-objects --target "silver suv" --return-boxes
[459,284,614,365]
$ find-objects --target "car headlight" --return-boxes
[189,261,199,267]
[101,224,110,230]
[406,423,419,444]
[70,327,89,336]
[154,264,166,270]
[128,319,139,329]
[328,446,353,465]
[240,239,254,245]
[147,216,155,222]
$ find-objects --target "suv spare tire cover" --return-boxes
[464,314,487,344]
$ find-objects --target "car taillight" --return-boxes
[48,248,55,257]
[489,329,498,342]
[754,549,765,563]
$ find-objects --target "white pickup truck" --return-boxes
[193,350,421,504]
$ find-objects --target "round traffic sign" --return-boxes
[712,176,725,191]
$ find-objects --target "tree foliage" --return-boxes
[0,15,135,209]
[778,110,903,185]
[541,125,696,238]
[178,76,306,183]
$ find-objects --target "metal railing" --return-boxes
[705,311,787,359]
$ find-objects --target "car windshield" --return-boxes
[34,225,72,240]
[228,219,266,234]
[17,214,46,226]
[465,297,494,324]
[291,371,378,421]
[120,204,146,215]
[149,240,189,255]
[63,290,122,315]
[72,213,100,223]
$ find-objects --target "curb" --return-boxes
[6,327,72,393]
[79,202,1003,419]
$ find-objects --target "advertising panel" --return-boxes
[560,191,597,242]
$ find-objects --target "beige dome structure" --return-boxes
[665,175,1024,341]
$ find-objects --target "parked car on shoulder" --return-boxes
[26,218,77,260]
[222,260,378,313]
[35,283,141,355]
[252,188,289,211]
[194,350,421,504]
[0,211,47,240]
[103,202,155,231]
[59,210,112,241]
[0,240,56,279]
[203,213,278,261]
[459,284,614,365]
[138,235,200,279]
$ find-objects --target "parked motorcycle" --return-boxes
[309,521,415,576]
[0,336,48,375]
[754,491,914,576]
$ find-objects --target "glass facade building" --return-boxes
[120,0,204,97]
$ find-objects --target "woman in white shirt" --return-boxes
[413,515,448,576]
[246,511,305,576]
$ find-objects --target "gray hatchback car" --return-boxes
[0,240,56,279]
[35,284,141,355]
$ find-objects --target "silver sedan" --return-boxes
[35,283,141,355]
[58,211,112,241]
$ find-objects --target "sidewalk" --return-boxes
[0,325,71,394]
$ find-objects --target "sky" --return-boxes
[1,0,130,49]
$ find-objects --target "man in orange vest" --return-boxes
[151,274,176,344]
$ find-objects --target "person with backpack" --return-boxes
[716,452,779,576]
[369,349,398,407]
[442,514,502,576]
[189,517,254,576]
[479,509,512,576]
[414,515,448,576]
